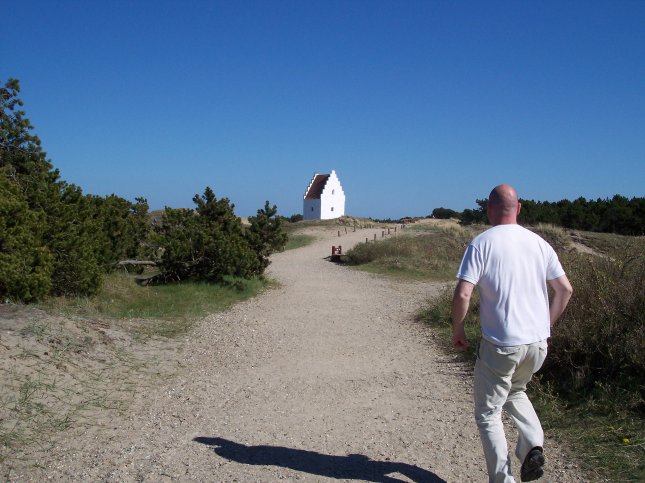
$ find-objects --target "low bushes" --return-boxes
[149,189,287,284]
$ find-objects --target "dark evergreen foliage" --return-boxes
[459,201,488,225]
[431,207,460,219]
[91,195,150,270]
[247,201,288,272]
[0,78,60,211]
[459,195,644,235]
[0,174,53,302]
[1,77,150,301]
[519,195,645,235]
[44,183,103,296]
[151,189,286,284]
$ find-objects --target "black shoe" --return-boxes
[521,447,545,482]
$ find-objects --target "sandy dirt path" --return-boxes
[10,225,585,482]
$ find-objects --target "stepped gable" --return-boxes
[304,174,330,199]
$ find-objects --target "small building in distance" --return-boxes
[303,170,346,220]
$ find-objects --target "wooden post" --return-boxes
[388,228,390,234]
[345,227,347,234]
[366,237,368,243]
[382,231,385,238]
[374,233,376,241]
[338,230,341,237]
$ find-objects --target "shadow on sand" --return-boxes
[193,436,446,482]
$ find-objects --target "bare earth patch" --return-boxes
[2,225,586,481]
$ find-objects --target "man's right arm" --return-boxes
[547,274,573,327]
[452,279,475,350]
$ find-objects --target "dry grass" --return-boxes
[345,222,478,281]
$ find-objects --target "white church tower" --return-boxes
[303,170,346,220]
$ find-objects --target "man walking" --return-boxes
[452,185,573,482]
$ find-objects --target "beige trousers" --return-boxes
[474,338,548,483]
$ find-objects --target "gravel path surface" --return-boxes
[10,225,585,482]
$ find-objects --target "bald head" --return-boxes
[487,184,521,225]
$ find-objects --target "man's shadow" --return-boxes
[193,436,445,482]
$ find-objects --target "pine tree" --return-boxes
[152,187,261,283]
[1,78,150,299]
[0,78,59,211]
[247,201,288,272]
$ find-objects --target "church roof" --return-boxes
[304,174,330,199]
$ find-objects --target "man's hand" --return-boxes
[452,326,469,351]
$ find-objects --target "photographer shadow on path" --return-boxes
[193,436,446,483]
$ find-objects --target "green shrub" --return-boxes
[91,195,150,270]
[153,208,254,282]
[246,201,288,271]
[0,174,53,302]
[45,184,103,296]
[151,188,262,283]
[431,207,460,219]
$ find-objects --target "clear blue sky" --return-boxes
[3,0,644,218]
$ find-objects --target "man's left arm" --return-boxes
[548,274,573,327]
[452,279,475,351]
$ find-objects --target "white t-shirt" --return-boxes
[457,224,565,346]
